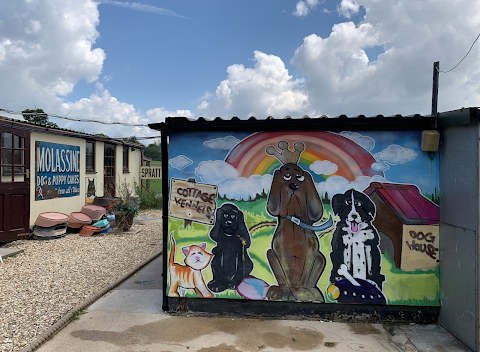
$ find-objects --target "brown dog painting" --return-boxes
[265,141,333,302]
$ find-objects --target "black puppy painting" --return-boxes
[328,189,386,304]
[207,203,254,292]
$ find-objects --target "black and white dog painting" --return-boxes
[330,189,385,289]
[207,203,254,293]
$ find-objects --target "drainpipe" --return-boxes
[161,129,169,311]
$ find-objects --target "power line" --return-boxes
[439,32,480,73]
[0,108,150,127]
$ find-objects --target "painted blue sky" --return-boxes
[168,130,439,201]
[0,0,479,139]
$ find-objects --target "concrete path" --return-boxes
[36,256,472,352]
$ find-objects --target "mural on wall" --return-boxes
[86,177,96,205]
[167,130,440,306]
[35,141,80,200]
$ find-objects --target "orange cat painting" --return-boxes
[168,232,214,298]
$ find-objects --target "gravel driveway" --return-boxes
[0,210,163,352]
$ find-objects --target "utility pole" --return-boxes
[432,61,439,128]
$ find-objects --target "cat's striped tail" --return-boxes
[169,231,176,267]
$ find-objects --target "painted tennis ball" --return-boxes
[327,284,340,300]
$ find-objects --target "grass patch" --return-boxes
[167,197,439,306]
[71,311,88,321]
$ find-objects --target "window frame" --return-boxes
[122,145,129,173]
[86,140,95,174]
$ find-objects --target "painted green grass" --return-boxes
[167,197,439,306]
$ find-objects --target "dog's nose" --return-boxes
[289,183,298,190]
[226,220,232,226]
[351,214,358,219]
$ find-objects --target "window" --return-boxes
[86,141,95,173]
[123,146,129,172]
[1,132,25,181]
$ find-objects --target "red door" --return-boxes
[0,126,30,242]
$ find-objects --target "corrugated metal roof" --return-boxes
[364,182,439,225]
[0,115,143,148]
[149,113,436,132]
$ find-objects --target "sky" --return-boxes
[0,0,479,140]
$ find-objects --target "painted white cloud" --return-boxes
[219,174,273,201]
[194,160,273,200]
[374,144,417,165]
[169,156,193,170]
[339,131,375,151]
[195,161,239,185]
[196,51,308,119]
[371,161,390,172]
[203,136,240,151]
[310,160,338,175]
[315,174,388,199]
[337,0,360,19]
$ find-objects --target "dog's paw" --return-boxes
[207,279,227,293]
[293,287,325,302]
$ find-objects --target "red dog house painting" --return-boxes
[152,115,439,317]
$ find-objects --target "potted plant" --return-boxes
[111,179,139,232]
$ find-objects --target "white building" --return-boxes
[0,116,143,242]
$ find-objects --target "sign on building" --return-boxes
[168,178,218,225]
[35,141,80,200]
[140,166,162,179]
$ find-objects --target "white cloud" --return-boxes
[98,1,188,19]
[291,0,480,117]
[374,144,417,165]
[337,0,360,19]
[146,107,194,124]
[339,131,375,151]
[195,161,239,185]
[310,160,338,175]
[196,51,308,119]
[0,0,105,111]
[293,1,309,17]
[169,156,193,170]
[60,88,152,136]
[293,0,320,17]
[203,136,240,151]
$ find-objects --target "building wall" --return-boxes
[166,130,440,306]
[30,132,142,225]
[439,123,478,351]
[114,143,142,197]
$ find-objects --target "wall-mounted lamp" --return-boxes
[131,147,136,152]
[421,130,440,159]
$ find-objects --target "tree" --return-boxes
[144,142,162,161]
[124,136,142,145]
[22,109,58,127]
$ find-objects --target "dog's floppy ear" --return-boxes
[209,206,223,241]
[267,169,282,216]
[303,171,323,222]
[360,192,376,221]
[331,192,345,215]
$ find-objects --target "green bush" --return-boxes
[135,182,162,210]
